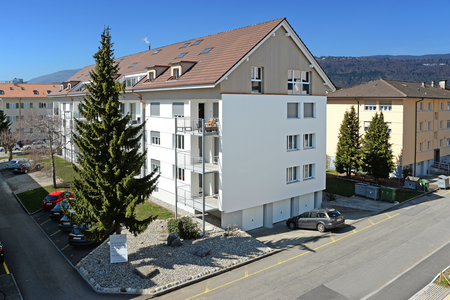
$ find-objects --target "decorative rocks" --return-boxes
[167,233,179,246]
[193,245,211,257]
[170,238,182,247]
[134,265,158,279]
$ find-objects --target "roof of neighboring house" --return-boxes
[50,18,334,97]
[328,79,450,99]
[0,83,58,98]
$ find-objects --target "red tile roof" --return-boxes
[0,83,58,98]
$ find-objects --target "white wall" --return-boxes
[221,94,327,213]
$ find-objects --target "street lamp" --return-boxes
[414,99,423,177]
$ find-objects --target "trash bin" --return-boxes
[380,186,397,202]
[419,179,429,192]
[355,183,369,197]
[365,186,380,200]
[405,176,420,190]
[438,175,449,190]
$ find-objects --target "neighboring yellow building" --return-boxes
[327,78,450,176]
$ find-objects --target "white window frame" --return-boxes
[287,135,299,151]
[379,101,392,111]
[176,167,185,181]
[440,139,443,148]
[287,103,299,119]
[176,135,184,150]
[447,139,450,147]
[428,121,431,131]
[151,131,160,145]
[427,141,431,151]
[419,122,423,132]
[304,133,315,149]
[364,121,370,132]
[286,166,299,183]
[303,103,316,118]
[364,101,376,111]
[428,101,431,111]
[419,142,423,152]
[440,121,443,129]
[151,159,161,174]
[287,70,310,95]
[303,164,315,180]
[419,102,423,111]
[251,66,262,94]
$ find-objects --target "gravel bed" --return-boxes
[77,218,273,293]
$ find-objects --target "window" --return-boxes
[447,120,450,129]
[435,112,438,120]
[176,53,187,59]
[440,139,443,148]
[201,47,212,54]
[428,101,431,111]
[151,131,160,145]
[177,135,184,149]
[33,90,39,95]
[117,58,123,63]
[22,103,32,109]
[148,71,155,81]
[6,116,17,122]
[448,102,450,111]
[192,39,203,45]
[213,103,219,118]
[251,67,262,93]
[129,63,137,68]
[47,90,51,94]
[364,121,370,132]
[304,133,315,149]
[150,102,160,117]
[180,42,190,48]
[173,68,180,79]
[365,101,376,111]
[176,168,185,181]
[386,122,392,133]
[304,103,315,118]
[0,90,3,94]
[435,132,437,139]
[419,142,422,152]
[287,70,310,95]
[119,103,125,115]
[441,102,443,110]
[39,103,47,108]
[440,121,443,129]
[419,102,423,111]
[9,87,13,90]
[125,77,137,87]
[427,141,431,150]
[287,103,299,118]
[419,122,423,132]
[151,159,160,174]
[447,139,450,147]
[428,121,431,131]
[303,164,315,179]
[172,102,184,117]
[286,166,298,183]
[153,50,161,54]
[379,101,392,111]
[287,135,299,151]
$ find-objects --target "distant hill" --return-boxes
[316,54,450,88]
[28,69,81,84]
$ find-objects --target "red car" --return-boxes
[42,191,74,210]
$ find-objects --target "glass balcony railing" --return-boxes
[176,117,219,134]
[177,188,219,212]
[177,152,219,173]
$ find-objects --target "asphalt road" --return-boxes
[162,191,450,300]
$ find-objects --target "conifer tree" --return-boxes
[0,110,11,132]
[361,112,394,184]
[66,28,159,240]
[335,106,361,177]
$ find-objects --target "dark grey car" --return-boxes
[286,208,345,232]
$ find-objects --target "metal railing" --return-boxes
[434,162,450,173]
[176,117,220,134]
[177,153,219,173]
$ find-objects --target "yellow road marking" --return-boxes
[329,233,335,242]
[384,213,391,218]
[278,253,281,264]
[245,265,248,277]
[204,280,211,292]
[368,219,375,225]
[3,262,9,274]
[50,230,61,237]
[61,244,70,251]
[40,219,51,225]
[186,212,400,300]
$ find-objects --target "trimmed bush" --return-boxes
[167,217,201,240]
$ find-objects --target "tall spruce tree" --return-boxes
[361,112,394,184]
[66,28,160,240]
[335,106,361,177]
[0,110,11,132]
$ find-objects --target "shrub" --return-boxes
[402,166,412,179]
[324,192,336,201]
[167,217,201,240]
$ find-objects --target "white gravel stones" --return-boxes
[77,218,272,293]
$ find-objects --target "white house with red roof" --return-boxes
[49,18,335,231]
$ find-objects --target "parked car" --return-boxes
[286,208,345,232]
[12,160,40,174]
[6,158,28,169]
[69,225,117,246]
[23,141,46,150]
[59,213,76,232]
[0,240,3,263]
[42,191,74,210]
[0,147,4,152]
[13,144,21,151]
[49,199,70,219]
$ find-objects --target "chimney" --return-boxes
[440,80,447,89]
[431,81,435,87]
[422,82,426,88]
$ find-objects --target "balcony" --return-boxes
[177,152,219,174]
[177,188,219,212]
[176,117,219,136]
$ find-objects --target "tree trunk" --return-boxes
[115,227,122,234]
[50,145,56,188]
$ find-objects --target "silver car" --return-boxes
[6,158,29,169]
[286,208,345,232]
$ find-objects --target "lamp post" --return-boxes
[414,99,423,177]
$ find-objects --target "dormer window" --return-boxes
[67,83,72,90]
[180,42,190,48]
[47,90,51,94]
[173,68,180,80]
[60,85,63,91]
[33,90,39,95]
[176,53,187,59]
[192,40,203,45]
[125,77,137,87]
[153,49,161,54]
[148,71,155,81]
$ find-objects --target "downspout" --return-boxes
[131,91,146,177]
[414,98,424,177]
[18,98,22,141]
[68,96,74,163]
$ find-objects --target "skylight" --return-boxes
[0,90,4,95]
[176,53,187,59]
[9,87,13,90]
[33,90,39,95]
[129,63,137,68]
[117,58,123,63]
[21,87,24,90]
[47,90,51,94]
[201,47,213,54]
[180,42,190,48]
[192,40,203,45]
[153,49,161,54]
[78,74,83,78]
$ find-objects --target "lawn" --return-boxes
[17,185,62,213]
[135,201,175,221]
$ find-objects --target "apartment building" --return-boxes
[49,18,335,231]
[0,83,58,138]
[327,79,450,177]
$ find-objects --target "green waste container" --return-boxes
[419,179,430,192]
[380,186,397,202]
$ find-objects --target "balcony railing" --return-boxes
[176,117,220,134]
[177,153,219,173]
[177,188,219,212]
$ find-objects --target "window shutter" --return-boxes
[151,131,160,138]
[6,103,9,109]
[30,103,33,108]
[21,103,24,109]
[39,103,42,108]
[304,103,314,118]
[172,102,184,117]
[213,103,219,118]
[151,102,160,117]
[287,103,298,118]
[6,116,9,121]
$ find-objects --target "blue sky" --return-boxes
[2,0,449,81]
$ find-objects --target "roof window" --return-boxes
[201,47,213,54]
[47,90,51,94]
[78,74,83,78]
[153,49,161,54]
[192,40,203,45]
[0,90,4,95]
[176,53,187,59]
[9,87,13,90]
[129,62,137,68]
[21,87,24,90]
[117,58,123,63]
[33,90,39,95]
[180,42,190,48]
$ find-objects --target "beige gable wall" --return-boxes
[3,98,53,133]
[220,27,328,95]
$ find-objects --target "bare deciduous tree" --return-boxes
[0,130,20,161]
